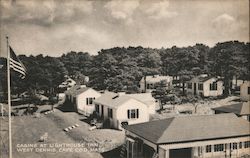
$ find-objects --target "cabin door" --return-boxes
[194,83,197,95]
[101,105,104,118]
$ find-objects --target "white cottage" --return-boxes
[139,75,173,93]
[93,92,151,129]
[65,85,101,116]
[186,75,223,97]
[240,81,250,101]
[127,93,157,114]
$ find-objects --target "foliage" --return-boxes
[0,41,249,97]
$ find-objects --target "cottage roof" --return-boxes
[127,93,155,105]
[64,85,90,97]
[212,102,250,115]
[142,75,173,83]
[94,91,117,105]
[94,91,147,108]
[189,75,222,83]
[125,113,250,144]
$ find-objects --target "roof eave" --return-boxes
[157,134,250,145]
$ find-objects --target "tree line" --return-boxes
[0,40,249,98]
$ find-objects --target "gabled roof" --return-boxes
[189,75,222,83]
[64,85,90,97]
[127,93,155,105]
[212,102,250,115]
[94,91,147,109]
[125,113,250,144]
[94,91,117,106]
[197,76,215,82]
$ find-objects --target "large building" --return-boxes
[124,113,250,158]
[186,75,223,97]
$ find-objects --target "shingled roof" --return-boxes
[212,102,250,115]
[127,93,155,105]
[94,91,151,108]
[188,74,222,83]
[125,113,250,144]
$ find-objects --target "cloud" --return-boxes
[143,0,177,19]
[212,13,236,35]
[213,13,235,24]
[0,0,93,26]
[104,0,139,20]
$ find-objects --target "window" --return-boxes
[214,144,224,152]
[187,83,192,89]
[95,104,99,113]
[198,83,203,90]
[108,108,113,118]
[239,142,242,149]
[248,87,250,94]
[244,141,250,148]
[232,143,237,150]
[206,145,212,153]
[210,82,217,91]
[137,139,143,153]
[86,97,95,105]
[127,109,139,119]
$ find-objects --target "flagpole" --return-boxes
[6,36,12,158]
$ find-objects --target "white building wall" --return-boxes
[147,102,156,114]
[139,79,145,92]
[76,89,101,116]
[203,79,223,97]
[240,81,250,101]
[159,136,250,158]
[101,99,149,129]
[187,78,223,97]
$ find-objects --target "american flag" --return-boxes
[9,46,26,79]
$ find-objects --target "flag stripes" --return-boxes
[9,46,26,79]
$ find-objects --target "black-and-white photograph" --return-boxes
[0,0,249,158]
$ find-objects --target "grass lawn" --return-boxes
[0,104,125,158]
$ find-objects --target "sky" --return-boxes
[0,0,249,57]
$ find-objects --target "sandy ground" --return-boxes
[0,104,124,158]
[152,96,241,120]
